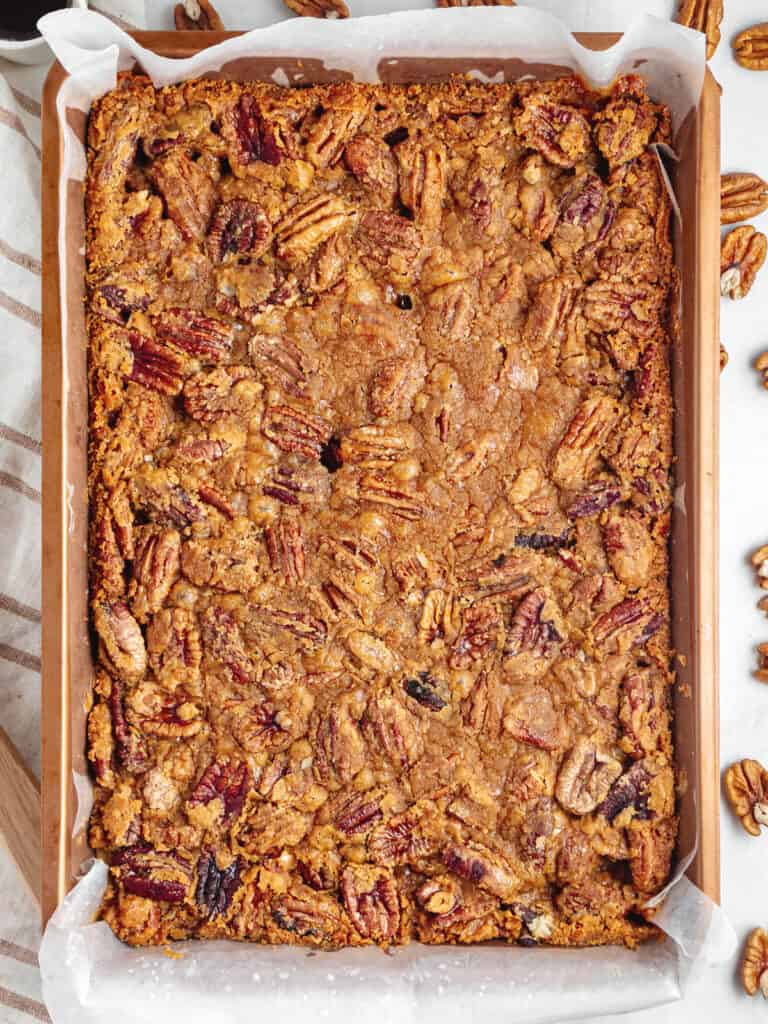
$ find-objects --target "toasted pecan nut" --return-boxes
[720,343,728,371]
[752,543,768,590]
[742,928,768,997]
[720,225,767,299]
[284,0,349,16]
[757,644,768,684]
[755,351,768,389]
[721,173,768,225]
[675,0,722,59]
[724,759,768,834]
[734,23,768,70]
[174,0,224,30]
[555,738,623,815]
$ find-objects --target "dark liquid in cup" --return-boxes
[0,1,63,41]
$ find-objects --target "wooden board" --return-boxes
[0,726,41,905]
[40,33,721,925]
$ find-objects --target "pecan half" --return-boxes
[514,96,591,168]
[128,331,185,395]
[130,681,203,738]
[154,308,234,363]
[362,692,422,768]
[284,0,348,13]
[505,589,562,660]
[555,738,623,815]
[114,847,192,903]
[720,225,767,299]
[252,607,327,648]
[174,0,225,30]
[341,866,400,944]
[312,696,367,787]
[628,818,675,894]
[358,472,426,520]
[344,134,398,201]
[451,602,502,668]
[189,759,249,823]
[146,608,201,688]
[265,519,306,583]
[602,510,654,588]
[207,199,272,263]
[368,811,435,866]
[107,676,148,774]
[128,528,181,623]
[223,94,281,167]
[262,403,331,459]
[359,211,422,262]
[522,274,580,352]
[724,758,768,836]
[94,600,147,682]
[675,0,722,58]
[592,597,661,648]
[551,396,620,489]
[503,686,563,751]
[442,843,520,900]
[276,194,355,264]
[396,139,446,228]
[583,279,663,337]
[721,172,768,225]
[415,875,462,916]
[594,77,659,169]
[598,762,651,823]
[150,149,216,240]
[733,23,768,71]
[306,92,366,167]
[181,529,260,592]
[196,852,240,919]
[272,891,344,944]
[742,928,768,998]
[249,334,308,396]
[200,605,253,685]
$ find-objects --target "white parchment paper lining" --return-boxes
[38,7,734,1022]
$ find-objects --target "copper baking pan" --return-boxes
[40,31,721,927]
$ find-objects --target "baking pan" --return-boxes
[40,30,720,928]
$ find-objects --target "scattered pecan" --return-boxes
[276,194,355,264]
[150,149,217,240]
[675,0,722,58]
[724,759,768,835]
[415,875,462,915]
[252,607,327,648]
[284,0,348,14]
[504,589,562,659]
[262,403,331,459]
[721,172,768,225]
[341,866,400,944]
[249,334,308,396]
[196,852,240,919]
[182,529,261,593]
[442,842,520,900]
[419,588,459,644]
[551,396,620,489]
[598,762,651,823]
[362,692,422,769]
[265,519,306,583]
[107,676,148,774]
[368,811,435,866]
[114,847,192,903]
[311,696,367,786]
[329,789,383,836]
[189,759,249,823]
[183,366,260,422]
[742,928,768,998]
[594,76,659,169]
[306,92,366,167]
[272,891,344,944]
[628,818,675,894]
[223,94,281,167]
[584,279,663,337]
[751,543,768,589]
[451,602,502,668]
[154,308,234,363]
[522,274,579,351]
[720,225,767,299]
[128,331,185,395]
[396,139,446,228]
[503,686,563,750]
[174,0,224,30]
[358,472,425,520]
[602,509,654,589]
[146,607,201,688]
[555,738,623,815]
[619,668,667,760]
[344,134,398,201]
[128,527,181,623]
[130,681,203,738]
[592,597,661,648]
[207,199,272,263]
[733,23,768,71]
[340,423,416,466]
[514,96,591,168]
[720,343,728,371]
[94,600,147,682]
[358,211,422,262]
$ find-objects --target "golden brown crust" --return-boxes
[85,71,677,950]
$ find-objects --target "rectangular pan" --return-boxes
[40,30,721,926]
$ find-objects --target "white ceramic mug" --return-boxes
[0,0,88,63]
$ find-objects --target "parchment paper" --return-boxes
[37,7,734,1022]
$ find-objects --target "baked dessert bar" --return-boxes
[85,71,677,949]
